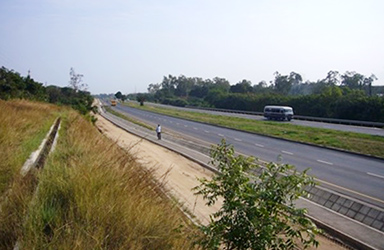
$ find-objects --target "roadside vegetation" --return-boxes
[120,71,384,123]
[0,100,60,247]
[0,66,94,115]
[124,102,384,158]
[0,101,198,249]
[0,100,59,196]
[194,140,320,249]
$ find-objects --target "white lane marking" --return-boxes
[317,160,333,165]
[218,134,224,137]
[204,130,210,133]
[255,143,264,148]
[234,138,242,142]
[193,127,198,130]
[176,123,180,125]
[169,121,173,123]
[282,151,293,155]
[184,125,188,127]
[367,172,384,180]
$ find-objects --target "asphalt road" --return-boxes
[111,103,384,208]
[145,102,384,136]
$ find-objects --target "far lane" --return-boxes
[144,102,384,136]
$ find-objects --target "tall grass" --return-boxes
[0,100,58,196]
[0,100,59,248]
[0,101,198,249]
[16,110,198,249]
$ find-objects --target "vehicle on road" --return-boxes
[264,105,294,121]
[111,99,117,106]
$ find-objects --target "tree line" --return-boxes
[0,66,94,115]
[126,71,384,122]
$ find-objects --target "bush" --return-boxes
[194,139,320,249]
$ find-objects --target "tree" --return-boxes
[230,79,253,93]
[341,71,365,90]
[115,91,123,100]
[212,77,230,92]
[174,75,194,97]
[147,83,161,94]
[69,68,87,92]
[323,70,340,86]
[253,81,269,94]
[273,72,292,95]
[194,139,319,249]
[136,94,145,106]
[364,74,377,96]
[289,72,303,86]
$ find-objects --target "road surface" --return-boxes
[112,104,384,209]
[146,102,384,136]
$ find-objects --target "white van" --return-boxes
[263,106,294,121]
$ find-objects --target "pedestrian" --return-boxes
[156,124,161,140]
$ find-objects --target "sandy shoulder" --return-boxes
[95,114,221,225]
[94,114,346,250]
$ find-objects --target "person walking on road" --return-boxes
[156,124,162,140]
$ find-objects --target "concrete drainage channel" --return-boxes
[305,185,384,232]
[13,117,61,250]
[100,110,384,250]
[20,117,61,176]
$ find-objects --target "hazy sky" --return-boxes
[1,0,383,94]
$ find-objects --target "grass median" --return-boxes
[124,102,384,159]
[105,106,154,130]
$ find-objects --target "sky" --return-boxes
[1,0,383,94]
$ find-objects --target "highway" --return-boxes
[111,104,384,208]
[145,102,384,136]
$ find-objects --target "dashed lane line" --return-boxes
[367,172,384,180]
[317,160,333,165]
[282,150,294,155]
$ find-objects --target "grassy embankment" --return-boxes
[0,100,198,249]
[124,102,384,159]
[0,100,59,196]
[0,100,60,247]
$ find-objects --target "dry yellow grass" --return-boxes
[0,100,59,248]
[0,101,198,249]
[0,100,58,195]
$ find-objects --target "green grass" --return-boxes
[0,100,59,196]
[105,106,154,130]
[0,101,199,249]
[125,102,384,158]
[0,100,60,248]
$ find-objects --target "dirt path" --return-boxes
[95,114,346,249]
